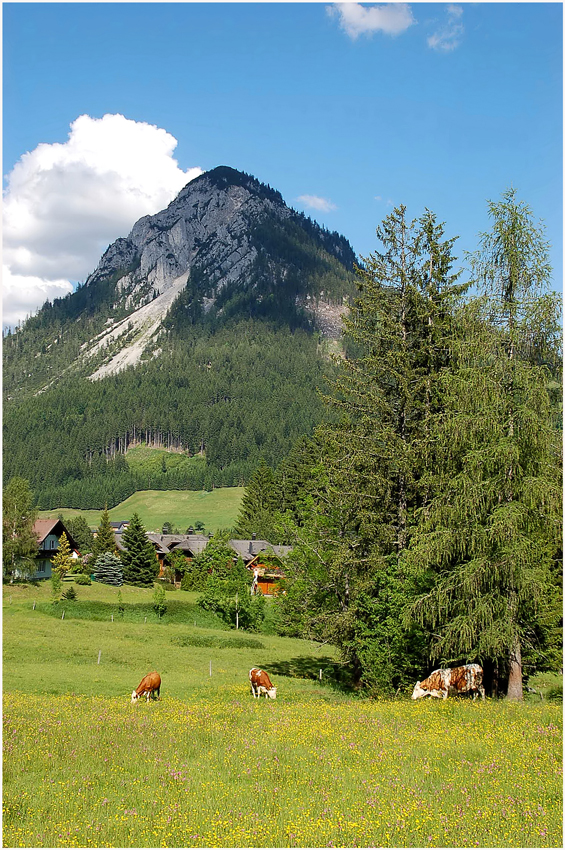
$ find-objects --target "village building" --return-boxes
[228,537,292,595]
[146,533,210,583]
[31,519,80,580]
[111,528,292,593]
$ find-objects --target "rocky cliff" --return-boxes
[68,166,356,381]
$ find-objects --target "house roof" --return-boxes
[110,530,290,567]
[228,539,292,562]
[32,519,79,551]
[145,533,209,557]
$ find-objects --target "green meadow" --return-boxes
[3,581,562,848]
[38,486,244,533]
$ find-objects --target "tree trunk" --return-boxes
[506,634,523,701]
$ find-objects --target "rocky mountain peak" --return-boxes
[5,166,356,392]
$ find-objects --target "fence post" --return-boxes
[319,669,322,681]
[98,650,102,665]
[209,660,212,677]
[62,611,65,620]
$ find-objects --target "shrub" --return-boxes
[93,552,123,586]
[198,576,266,632]
[117,589,125,617]
[50,571,62,603]
[74,573,91,585]
[153,584,167,617]
[62,585,77,601]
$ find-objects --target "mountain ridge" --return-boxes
[5,165,356,397]
[3,165,358,508]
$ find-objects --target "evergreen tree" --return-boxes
[121,513,159,587]
[51,532,74,577]
[66,515,94,555]
[280,207,463,692]
[236,459,279,540]
[91,508,116,561]
[93,552,123,586]
[2,477,38,580]
[406,189,562,699]
[277,434,323,519]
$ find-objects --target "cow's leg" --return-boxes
[442,690,448,700]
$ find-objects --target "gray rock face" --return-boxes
[86,168,290,309]
[80,166,355,378]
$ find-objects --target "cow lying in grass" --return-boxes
[131,671,161,704]
[412,664,485,701]
[249,667,277,699]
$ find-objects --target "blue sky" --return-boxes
[2,2,562,327]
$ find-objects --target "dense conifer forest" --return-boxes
[4,322,338,508]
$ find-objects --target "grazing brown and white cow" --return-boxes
[131,671,161,704]
[412,664,485,701]
[249,667,277,699]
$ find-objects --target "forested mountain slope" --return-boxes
[3,166,358,508]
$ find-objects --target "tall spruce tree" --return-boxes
[235,459,279,541]
[406,189,562,699]
[66,515,94,555]
[121,513,159,587]
[91,508,117,561]
[281,207,464,691]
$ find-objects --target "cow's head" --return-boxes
[131,691,139,704]
[411,682,426,700]
[266,687,277,700]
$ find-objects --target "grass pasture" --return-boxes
[3,582,563,848]
[38,486,245,533]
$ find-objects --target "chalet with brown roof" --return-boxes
[32,519,80,580]
[229,537,291,596]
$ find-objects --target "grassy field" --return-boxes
[3,581,563,848]
[124,445,208,477]
[38,486,244,533]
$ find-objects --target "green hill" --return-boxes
[38,486,244,534]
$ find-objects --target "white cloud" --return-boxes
[2,113,203,327]
[427,4,464,52]
[2,266,73,329]
[327,3,415,39]
[297,194,338,213]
